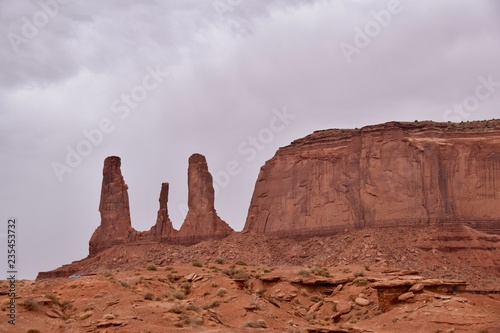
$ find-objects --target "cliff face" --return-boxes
[244,120,500,236]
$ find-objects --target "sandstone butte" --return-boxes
[78,120,500,257]
[243,120,500,236]
[89,153,233,256]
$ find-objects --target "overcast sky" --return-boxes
[1,0,499,279]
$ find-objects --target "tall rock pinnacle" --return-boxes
[89,156,136,255]
[150,182,177,240]
[178,153,233,243]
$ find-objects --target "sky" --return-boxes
[0,0,499,279]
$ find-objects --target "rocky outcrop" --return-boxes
[89,154,232,256]
[177,154,234,243]
[148,182,177,241]
[244,120,500,236]
[89,156,137,255]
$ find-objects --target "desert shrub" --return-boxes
[244,319,268,328]
[232,270,250,281]
[180,282,192,295]
[342,268,351,274]
[250,300,261,310]
[167,273,181,283]
[23,298,39,311]
[173,291,187,300]
[216,288,227,298]
[186,303,201,313]
[235,260,247,266]
[354,271,364,277]
[119,280,130,288]
[147,264,158,271]
[45,293,59,305]
[353,277,368,286]
[169,304,185,314]
[144,291,155,300]
[175,314,203,327]
[310,266,331,277]
[310,295,323,303]
[215,258,224,264]
[60,299,74,311]
[202,300,220,310]
[478,330,490,333]
[192,261,203,267]
[27,330,41,333]
[256,288,267,297]
[298,269,312,277]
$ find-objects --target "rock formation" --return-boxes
[149,182,177,240]
[89,153,232,256]
[177,154,234,243]
[244,120,500,236]
[89,156,137,255]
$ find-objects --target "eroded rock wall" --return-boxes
[244,120,500,236]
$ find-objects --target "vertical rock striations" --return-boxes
[89,156,137,255]
[244,120,500,236]
[178,153,234,243]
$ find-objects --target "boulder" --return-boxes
[398,292,415,301]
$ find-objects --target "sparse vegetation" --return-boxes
[215,258,224,264]
[244,319,268,328]
[235,260,247,266]
[173,291,187,300]
[119,280,130,288]
[310,295,323,303]
[144,291,155,300]
[167,273,181,283]
[310,266,331,277]
[202,300,220,310]
[45,293,59,304]
[169,303,185,314]
[147,264,158,271]
[175,313,203,327]
[479,330,490,333]
[298,269,312,277]
[186,303,201,313]
[216,288,227,298]
[60,299,74,311]
[223,266,250,280]
[353,277,368,286]
[23,297,39,311]
[354,270,364,277]
[192,261,203,267]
